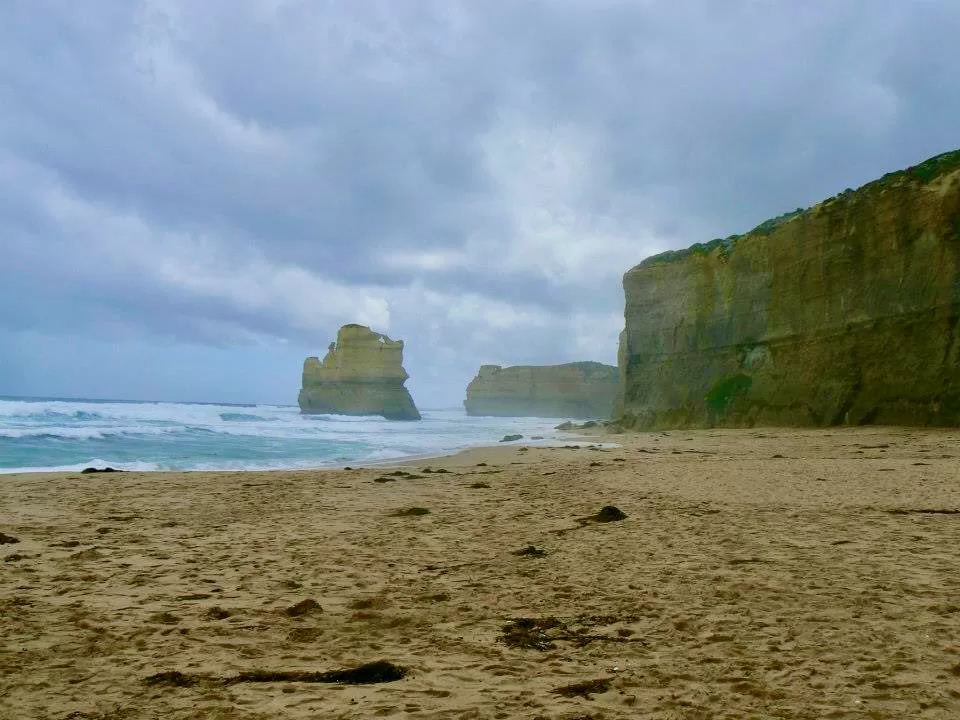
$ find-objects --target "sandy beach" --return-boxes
[3,427,960,719]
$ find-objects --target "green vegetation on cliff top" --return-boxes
[638,148,960,269]
[492,361,616,373]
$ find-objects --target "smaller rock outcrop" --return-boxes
[464,362,619,418]
[299,324,421,421]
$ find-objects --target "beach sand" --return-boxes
[2,427,960,719]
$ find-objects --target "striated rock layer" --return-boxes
[299,324,421,421]
[465,362,619,418]
[618,150,960,429]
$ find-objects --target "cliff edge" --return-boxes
[465,362,619,418]
[299,324,421,421]
[618,149,960,429]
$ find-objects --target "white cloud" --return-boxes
[473,112,667,282]
[420,289,555,330]
[10,155,391,335]
[380,249,470,272]
[131,0,291,156]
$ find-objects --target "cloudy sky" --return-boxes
[1,1,958,407]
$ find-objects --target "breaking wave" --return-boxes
[0,396,574,473]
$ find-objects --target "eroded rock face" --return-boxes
[618,150,960,429]
[299,324,421,421]
[464,362,618,418]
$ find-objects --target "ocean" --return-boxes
[0,396,577,473]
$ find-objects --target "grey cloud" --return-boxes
[1,0,959,403]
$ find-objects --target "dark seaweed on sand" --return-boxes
[145,660,407,687]
[500,618,562,650]
[499,615,647,651]
[390,507,430,517]
[593,505,627,522]
[552,677,612,698]
[512,545,547,558]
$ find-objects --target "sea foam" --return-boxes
[0,396,577,473]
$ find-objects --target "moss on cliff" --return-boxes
[705,374,753,416]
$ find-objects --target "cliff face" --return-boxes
[464,362,619,418]
[299,324,421,421]
[618,150,960,429]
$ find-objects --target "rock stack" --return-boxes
[299,324,421,421]
[464,362,619,418]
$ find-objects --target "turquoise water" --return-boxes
[0,396,574,473]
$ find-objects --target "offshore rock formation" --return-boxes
[618,149,960,429]
[299,324,420,421]
[465,362,619,418]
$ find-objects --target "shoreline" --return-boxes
[3,426,960,718]
[0,430,608,477]
[0,402,593,476]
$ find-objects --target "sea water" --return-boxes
[0,396,579,473]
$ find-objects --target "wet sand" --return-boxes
[2,427,960,719]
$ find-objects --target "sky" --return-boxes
[1,0,958,408]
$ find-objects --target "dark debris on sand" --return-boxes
[144,660,407,687]
[105,514,141,522]
[144,670,202,688]
[512,545,548,558]
[557,505,629,534]
[0,532,20,544]
[419,592,450,603]
[284,599,323,617]
[500,615,647,651]
[68,548,104,561]
[348,597,388,611]
[592,505,628,523]
[81,467,124,474]
[390,507,431,517]
[287,626,323,643]
[552,678,613,699]
[204,606,232,620]
[148,611,180,625]
[375,470,425,482]
[500,617,563,650]
[885,508,960,515]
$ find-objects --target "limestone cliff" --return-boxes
[618,149,960,429]
[299,324,421,421]
[464,362,619,418]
